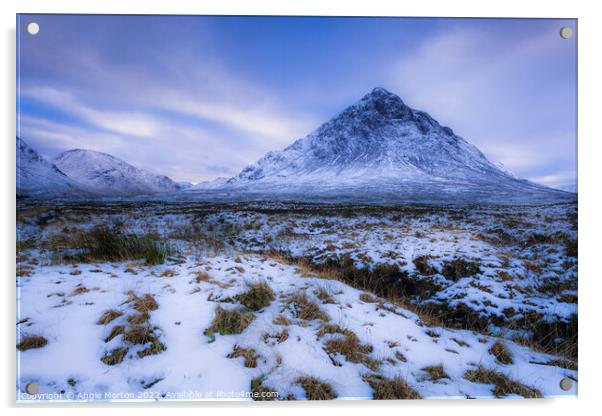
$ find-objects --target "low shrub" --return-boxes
[235,282,275,311]
[204,306,255,336]
[464,366,542,398]
[227,345,259,368]
[137,338,167,358]
[325,331,380,371]
[422,365,449,381]
[489,340,513,365]
[101,347,128,366]
[104,325,125,343]
[288,293,330,322]
[363,374,421,399]
[441,258,481,281]
[251,375,277,401]
[413,256,438,275]
[296,376,337,400]
[17,335,48,351]
[123,325,156,345]
[97,309,123,325]
[126,292,159,314]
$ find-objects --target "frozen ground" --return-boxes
[16,201,578,401]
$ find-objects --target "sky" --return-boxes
[17,15,577,190]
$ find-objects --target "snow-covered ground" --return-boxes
[16,201,578,401]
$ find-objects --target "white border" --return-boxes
[2,1,601,415]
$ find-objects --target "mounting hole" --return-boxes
[25,383,39,395]
[559,26,573,39]
[26,22,40,36]
[559,377,573,391]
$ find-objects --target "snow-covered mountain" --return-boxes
[16,137,86,199]
[17,87,575,204]
[190,177,229,190]
[196,87,573,204]
[53,149,179,196]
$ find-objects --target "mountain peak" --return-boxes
[230,86,502,185]
[219,87,574,204]
[350,87,411,121]
[362,86,403,104]
[368,86,395,97]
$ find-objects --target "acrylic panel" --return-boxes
[16,14,577,402]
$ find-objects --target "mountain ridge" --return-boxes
[17,138,180,199]
[16,137,87,199]
[53,149,179,196]
[17,87,575,204]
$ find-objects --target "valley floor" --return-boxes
[16,201,578,401]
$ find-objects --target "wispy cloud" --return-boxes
[529,171,577,189]
[18,115,125,156]
[158,92,311,141]
[22,87,161,137]
[19,112,257,183]
[19,47,318,183]
[388,23,577,187]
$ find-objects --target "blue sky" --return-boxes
[17,15,577,189]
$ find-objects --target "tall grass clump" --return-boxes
[235,281,275,311]
[204,306,255,336]
[17,334,48,351]
[488,340,514,365]
[296,376,337,400]
[70,227,173,265]
[464,366,542,398]
[363,374,421,399]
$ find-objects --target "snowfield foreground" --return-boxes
[16,202,577,401]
